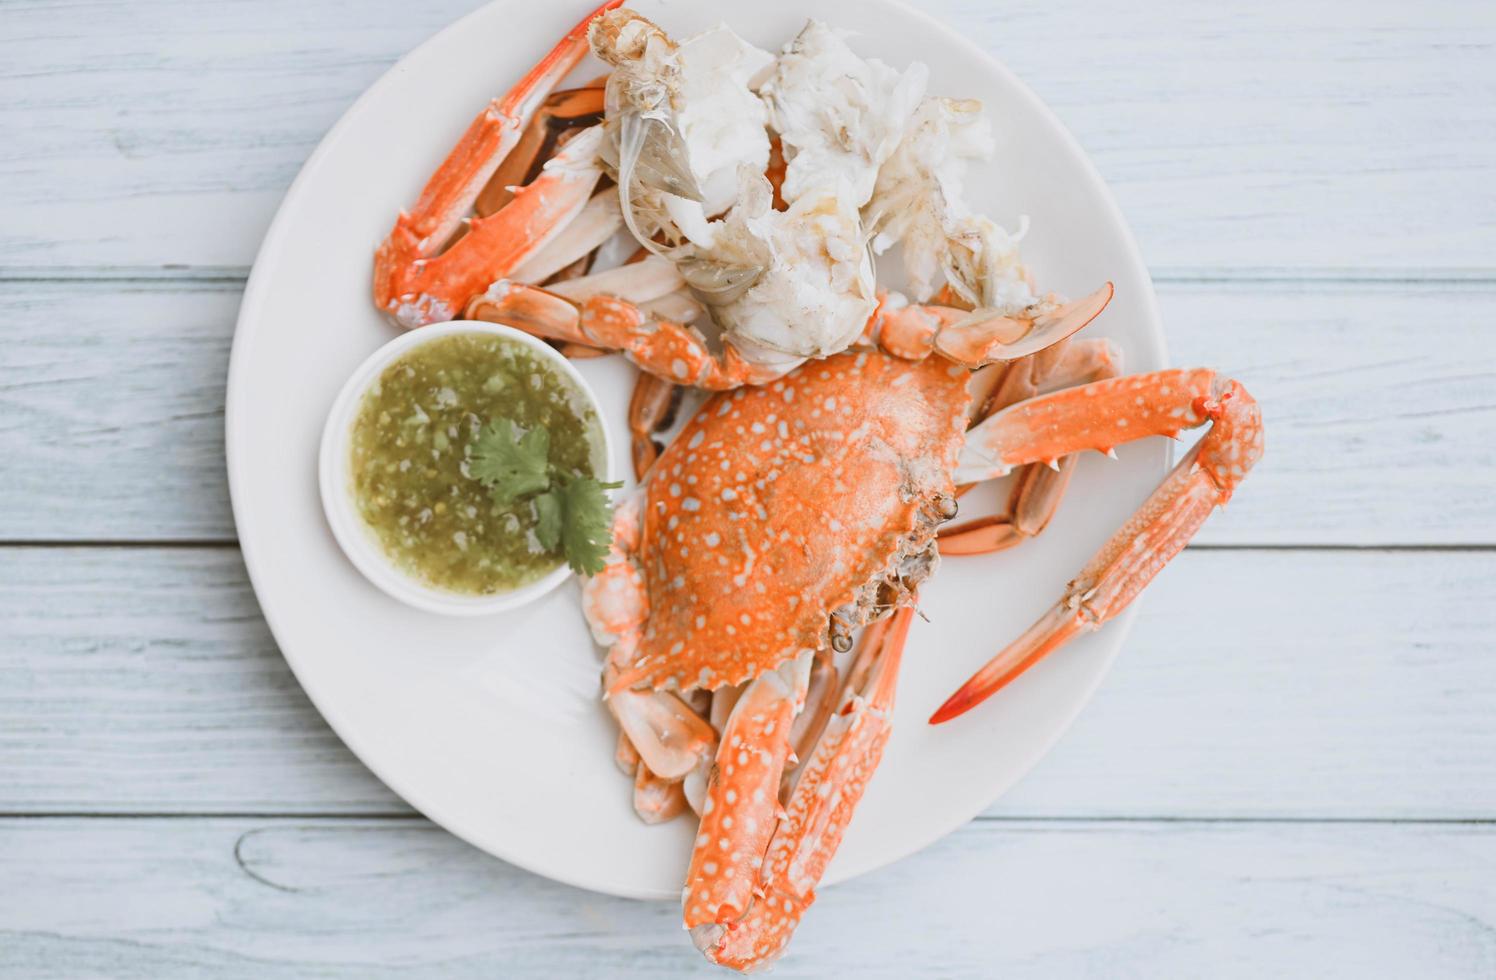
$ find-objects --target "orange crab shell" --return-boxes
[620,351,972,693]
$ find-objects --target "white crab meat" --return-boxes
[760,20,928,208]
[689,21,925,359]
[711,180,878,361]
[672,27,775,217]
[868,97,1040,312]
[599,14,1018,368]
[593,15,773,246]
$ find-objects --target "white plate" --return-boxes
[227,0,1167,900]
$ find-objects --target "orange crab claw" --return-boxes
[474,82,606,217]
[683,657,809,934]
[373,0,622,327]
[375,126,605,328]
[931,373,1263,723]
[956,367,1224,484]
[694,607,916,970]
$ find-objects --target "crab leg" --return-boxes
[940,338,1122,554]
[871,283,1114,367]
[693,607,917,970]
[785,646,841,781]
[683,684,748,817]
[634,763,690,824]
[605,648,718,779]
[974,337,1123,430]
[541,253,685,305]
[930,371,1263,723]
[372,0,622,327]
[957,368,1247,481]
[462,282,794,390]
[469,279,1109,395]
[940,460,1081,554]
[614,729,642,775]
[626,372,679,480]
[584,495,717,786]
[615,726,691,824]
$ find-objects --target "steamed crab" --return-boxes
[583,347,1262,968]
[367,3,1265,971]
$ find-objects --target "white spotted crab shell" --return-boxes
[614,350,969,693]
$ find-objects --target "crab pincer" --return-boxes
[372,0,624,328]
[691,607,916,970]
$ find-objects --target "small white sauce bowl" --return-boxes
[319,320,614,616]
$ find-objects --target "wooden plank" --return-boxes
[2,0,1493,272]
[0,547,399,814]
[1,816,1493,977]
[3,546,1492,819]
[1163,280,1496,546]
[0,282,240,541]
[996,547,1496,820]
[4,279,1494,544]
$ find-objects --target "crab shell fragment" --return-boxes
[614,351,970,694]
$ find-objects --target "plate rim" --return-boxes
[226,0,1168,900]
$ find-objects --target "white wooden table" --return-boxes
[3,0,1494,975]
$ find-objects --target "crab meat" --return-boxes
[704,21,927,361]
[588,13,935,370]
[761,21,927,208]
[870,96,1044,315]
[705,175,880,363]
[590,10,773,247]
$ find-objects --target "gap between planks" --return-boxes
[4,266,1496,286]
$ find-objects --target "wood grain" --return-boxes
[1,816,1493,977]
[1,0,1493,272]
[4,280,1493,544]
[4,546,1492,819]
[0,282,238,541]
[0,547,395,814]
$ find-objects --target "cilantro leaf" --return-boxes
[555,475,624,576]
[469,418,550,503]
[533,489,563,552]
[465,414,620,576]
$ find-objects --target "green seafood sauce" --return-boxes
[349,332,598,595]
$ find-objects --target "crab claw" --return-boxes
[692,608,917,971]
[372,0,623,327]
[683,656,810,939]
